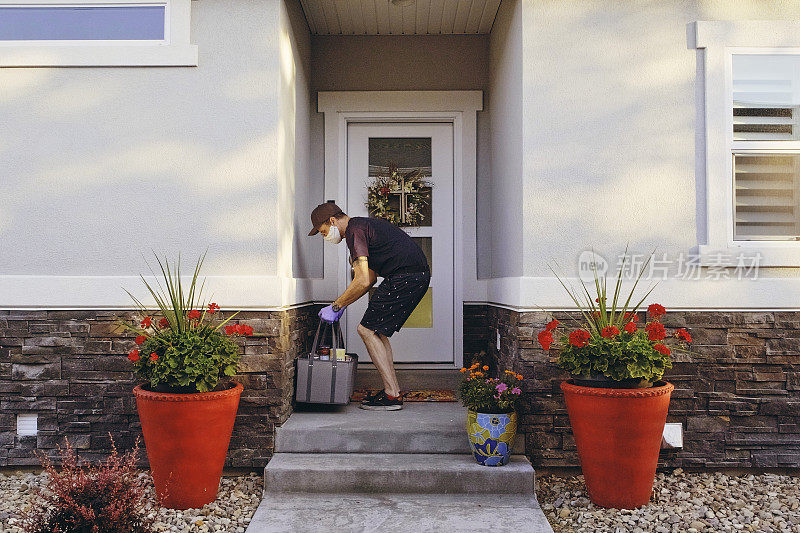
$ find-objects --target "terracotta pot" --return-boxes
[467,409,517,466]
[560,379,674,509]
[133,381,243,509]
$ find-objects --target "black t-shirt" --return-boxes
[345,217,429,278]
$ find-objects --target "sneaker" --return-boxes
[359,390,403,411]
[360,389,384,404]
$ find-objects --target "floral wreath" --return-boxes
[365,162,432,226]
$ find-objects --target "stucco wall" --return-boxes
[1,0,282,278]
[488,0,524,278]
[280,0,318,280]
[520,0,800,278]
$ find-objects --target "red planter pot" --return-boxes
[560,380,674,509]
[133,381,243,509]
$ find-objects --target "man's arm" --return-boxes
[334,256,377,308]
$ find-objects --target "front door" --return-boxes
[344,122,454,364]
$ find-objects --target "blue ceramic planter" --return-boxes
[467,409,517,466]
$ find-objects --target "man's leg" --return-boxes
[357,323,400,397]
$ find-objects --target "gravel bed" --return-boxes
[537,469,800,533]
[0,469,263,532]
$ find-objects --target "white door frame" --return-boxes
[317,91,483,370]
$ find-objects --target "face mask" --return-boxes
[324,224,342,244]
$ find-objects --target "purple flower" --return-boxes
[495,383,508,393]
[511,387,522,395]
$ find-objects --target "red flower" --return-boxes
[127,349,140,362]
[600,326,620,338]
[647,303,666,319]
[225,324,237,335]
[149,352,158,362]
[380,186,390,195]
[624,322,638,334]
[591,311,600,319]
[187,309,201,320]
[135,335,146,345]
[158,317,169,328]
[675,328,692,343]
[239,324,254,336]
[140,317,152,328]
[545,319,559,331]
[645,322,666,341]
[568,329,591,348]
[623,312,639,322]
[653,344,671,356]
[207,302,220,314]
[538,330,553,350]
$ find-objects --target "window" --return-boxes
[732,54,800,241]
[694,21,800,265]
[0,6,166,40]
[0,1,197,67]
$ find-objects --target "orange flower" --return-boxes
[460,367,467,373]
[474,372,484,377]
[482,365,489,371]
[516,374,523,380]
[504,370,514,374]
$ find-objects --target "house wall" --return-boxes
[487,0,524,279]
[0,0,284,280]
[519,0,800,279]
[282,0,319,280]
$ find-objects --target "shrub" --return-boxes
[22,435,155,533]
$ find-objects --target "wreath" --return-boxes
[365,162,432,226]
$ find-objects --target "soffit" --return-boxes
[299,0,501,35]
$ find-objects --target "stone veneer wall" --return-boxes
[464,305,800,470]
[0,306,321,468]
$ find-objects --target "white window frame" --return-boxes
[694,21,800,266]
[0,0,197,66]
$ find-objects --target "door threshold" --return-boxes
[357,362,459,370]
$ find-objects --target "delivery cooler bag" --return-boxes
[295,319,358,404]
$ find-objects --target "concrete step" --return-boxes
[246,492,554,533]
[264,453,534,495]
[354,367,463,390]
[277,401,524,454]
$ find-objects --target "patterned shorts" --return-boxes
[360,271,431,337]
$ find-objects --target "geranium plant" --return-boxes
[118,253,252,393]
[538,251,692,385]
[457,363,524,413]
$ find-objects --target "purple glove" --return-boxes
[319,305,345,323]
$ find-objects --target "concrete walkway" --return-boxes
[246,402,553,533]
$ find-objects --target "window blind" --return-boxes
[733,55,800,141]
[734,154,800,240]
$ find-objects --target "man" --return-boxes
[308,202,431,411]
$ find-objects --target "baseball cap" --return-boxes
[308,202,344,236]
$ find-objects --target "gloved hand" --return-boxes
[319,305,345,323]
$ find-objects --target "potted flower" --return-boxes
[118,253,252,510]
[538,252,692,509]
[457,363,524,466]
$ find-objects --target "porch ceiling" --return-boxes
[299,0,501,35]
